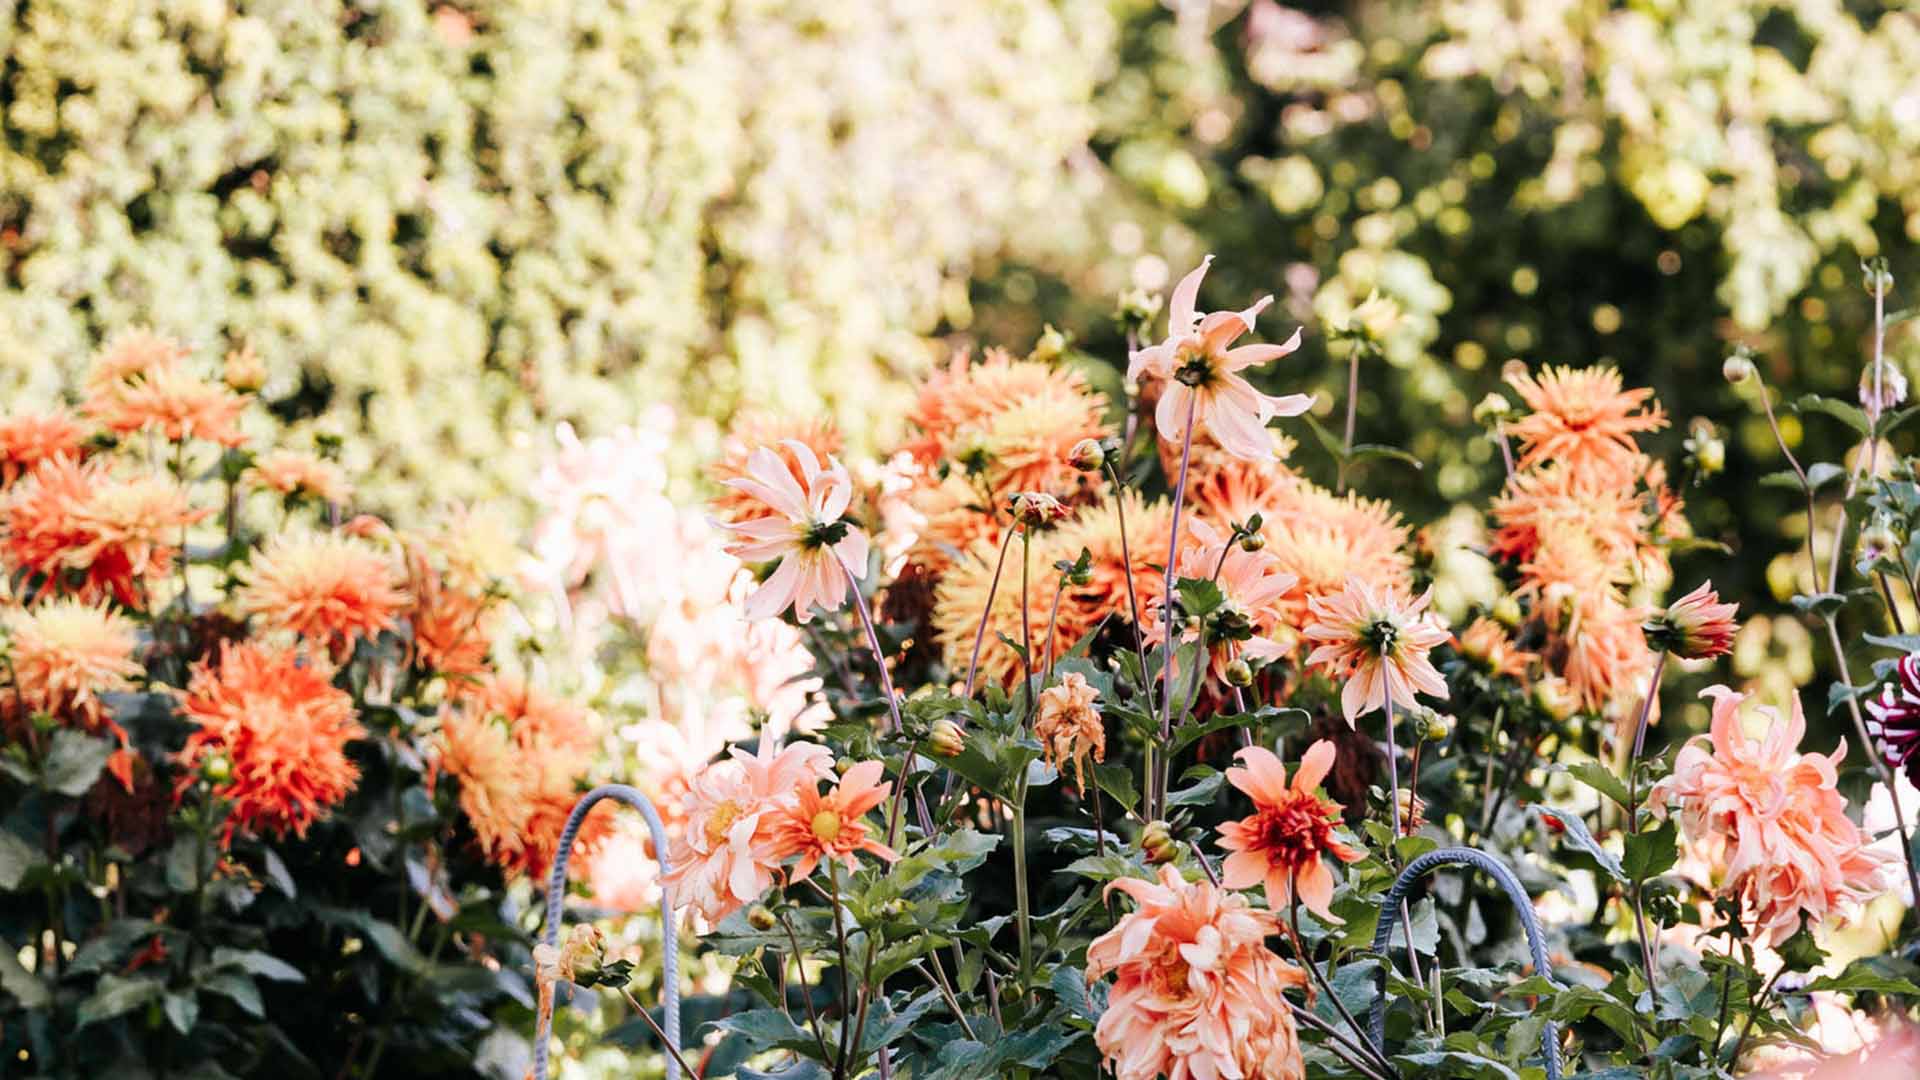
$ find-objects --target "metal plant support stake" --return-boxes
[1368,847,1563,1080]
[533,784,683,1080]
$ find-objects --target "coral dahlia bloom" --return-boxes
[237,532,409,656]
[0,407,91,487]
[85,363,249,448]
[2,599,142,734]
[1086,864,1308,1080]
[1145,518,1299,680]
[1457,616,1535,681]
[176,641,362,843]
[1503,364,1666,483]
[708,413,845,525]
[1651,686,1893,945]
[722,440,871,623]
[245,450,353,506]
[763,760,899,883]
[1866,654,1920,785]
[1303,577,1450,725]
[1035,671,1106,787]
[661,740,836,926]
[1,458,206,607]
[1129,256,1311,462]
[1217,741,1364,923]
[904,346,1112,502]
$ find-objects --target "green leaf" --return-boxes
[1175,577,1226,618]
[211,947,306,983]
[1865,633,1920,653]
[705,1008,823,1057]
[1395,1049,1520,1080]
[1348,443,1423,470]
[1795,394,1872,437]
[260,848,297,899]
[1167,770,1226,807]
[855,992,941,1056]
[0,828,45,889]
[1563,761,1630,809]
[77,974,166,1027]
[199,972,264,1017]
[1803,968,1920,996]
[44,729,113,796]
[1532,805,1623,882]
[164,991,200,1035]
[1777,920,1829,972]
[1790,592,1848,617]
[1089,762,1139,815]
[1621,820,1678,882]
[1051,965,1108,1022]
[167,833,215,894]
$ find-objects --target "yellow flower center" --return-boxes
[810,809,843,844]
[705,800,744,847]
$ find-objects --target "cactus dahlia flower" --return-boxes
[1086,864,1307,1080]
[1,457,206,608]
[1651,686,1893,946]
[903,346,1112,502]
[1216,740,1364,924]
[0,407,91,487]
[1128,255,1311,463]
[236,531,410,657]
[175,641,362,843]
[244,449,353,506]
[1302,576,1450,726]
[1503,363,1667,484]
[719,440,871,623]
[661,740,836,926]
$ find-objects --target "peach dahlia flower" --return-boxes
[237,532,410,656]
[661,741,835,926]
[721,440,871,623]
[762,759,899,883]
[1129,256,1311,462]
[1035,671,1106,788]
[1651,686,1893,945]
[1087,864,1307,1080]
[1217,741,1364,923]
[1303,577,1449,726]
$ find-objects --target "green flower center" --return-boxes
[804,519,850,549]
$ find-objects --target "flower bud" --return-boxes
[1421,710,1454,742]
[1533,676,1577,722]
[1394,790,1426,834]
[928,717,966,757]
[1644,581,1738,660]
[1238,532,1266,552]
[1860,360,1909,417]
[1722,354,1755,384]
[1009,491,1067,529]
[224,343,265,392]
[1069,438,1106,473]
[1859,522,1901,566]
[1491,593,1523,629]
[1115,287,1164,335]
[1864,256,1895,298]
[1067,566,1094,587]
[201,751,234,785]
[1472,392,1513,426]
[1224,658,1254,687]
[1140,821,1178,865]
[747,905,778,931]
[1030,324,1068,364]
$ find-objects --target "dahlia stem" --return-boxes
[1040,571,1066,686]
[1103,462,1152,689]
[1155,392,1200,817]
[1290,889,1394,1074]
[1752,372,1822,591]
[1381,681,1426,999]
[1625,649,1668,997]
[1010,773,1034,990]
[1019,529,1036,721]
[1338,346,1360,493]
[963,529,1017,698]
[837,556,935,840]
[1493,419,1516,481]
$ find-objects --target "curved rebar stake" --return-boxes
[533,784,681,1080]
[1367,847,1562,1080]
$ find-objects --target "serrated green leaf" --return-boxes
[45,729,113,796]
[1089,762,1139,814]
[1795,395,1872,437]
[1563,761,1631,809]
[1533,805,1622,882]
[1621,820,1678,882]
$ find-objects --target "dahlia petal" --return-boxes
[1168,256,1212,333]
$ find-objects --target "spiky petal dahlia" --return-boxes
[1128,256,1312,462]
[904,346,1112,502]
[1216,741,1364,923]
[0,407,92,487]
[1651,686,1893,945]
[236,532,409,656]
[933,490,1172,690]
[244,450,353,506]
[2,599,142,735]
[176,641,362,843]
[1,458,205,607]
[1086,864,1308,1080]
[85,359,249,448]
[1303,577,1450,726]
[1503,364,1666,484]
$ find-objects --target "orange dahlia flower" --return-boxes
[176,641,362,843]
[762,759,899,883]
[662,740,835,925]
[0,407,92,487]
[1129,256,1312,462]
[236,532,409,656]
[2,599,142,735]
[85,362,248,448]
[1504,364,1666,483]
[245,450,353,506]
[1457,616,1535,682]
[1144,518,1299,682]
[1,458,204,607]
[1086,864,1307,1080]
[1303,577,1450,725]
[1651,686,1894,945]
[1035,671,1106,787]
[904,346,1111,502]
[1217,740,1364,923]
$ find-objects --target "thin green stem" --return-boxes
[1010,772,1034,989]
